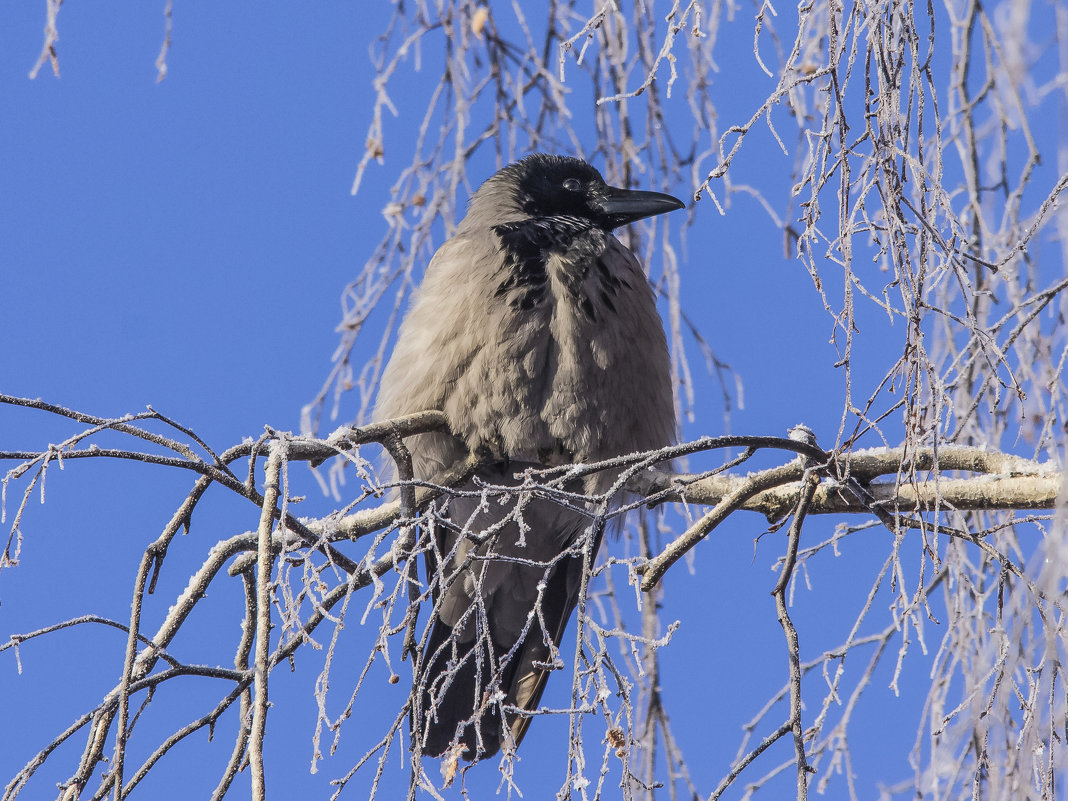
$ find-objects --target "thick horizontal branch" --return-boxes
[633,445,1062,520]
[287,410,449,464]
[759,473,1060,517]
[636,445,1062,590]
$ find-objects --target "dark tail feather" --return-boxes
[415,617,506,759]
[414,508,600,760]
[414,566,585,759]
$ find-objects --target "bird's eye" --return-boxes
[562,178,582,192]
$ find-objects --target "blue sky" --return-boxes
[1,3,1050,800]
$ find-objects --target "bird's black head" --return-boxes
[503,153,685,231]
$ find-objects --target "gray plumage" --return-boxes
[374,153,682,760]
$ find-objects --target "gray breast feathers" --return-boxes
[374,227,674,481]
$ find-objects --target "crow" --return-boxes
[374,153,683,760]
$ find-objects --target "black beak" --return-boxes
[593,185,686,230]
